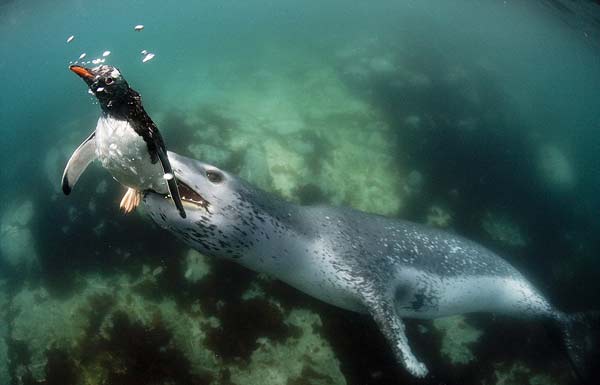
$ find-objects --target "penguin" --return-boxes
[62,64,186,218]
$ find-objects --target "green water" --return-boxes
[0,0,599,384]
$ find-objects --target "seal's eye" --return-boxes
[105,77,114,85]
[206,170,223,184]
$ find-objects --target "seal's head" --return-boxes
[70,64,134,117]
[143,152,269,258]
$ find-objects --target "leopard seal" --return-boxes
[142,151,597,380]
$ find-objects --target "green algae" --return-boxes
[161,48,407,216]
[433,315,483,365]
[7,262,345,385]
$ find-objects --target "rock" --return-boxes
[404,115,422,130]
[7,272,345,385]
[263,138,308,201]
[404,170,424,195]
[11,286,87,382]
[368,56,396,74]
[159,48,408,216]
[241,281,267,301]
[0,200,38,270]
[0,280,9,385]
[490,362,558,385]
[317,126,404,216]
[183,250,211,283]
[426,205,453,228]
[188,143,232,167]
[482,211,527,247]
[537,144,575,190]
[433,315,483,365]
[9,275,218,384]
[95,180,107,194]
[228,309,346,385]
[238,144,273,191]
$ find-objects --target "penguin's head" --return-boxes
[70,65,132,113]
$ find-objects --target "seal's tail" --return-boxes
[557,311,600,383]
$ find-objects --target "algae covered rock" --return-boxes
[433,315,483,365]
[0,200,39,270]
[426,205,453,228]
[163,50,407,217]
[317,123,404,216]
[0,325,7,385]
[183,249,212,283]
[489,362,558,385]
[239,143,274,191]
[0,280,9,385]
[482,211,527,247]
[228,309,346,385]
[8,275,217,384]
[537,144,575,191]
[7,267,346,385]
[10,286,89,382]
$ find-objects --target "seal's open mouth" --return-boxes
[178,180,209,208]
[162,179,210,211]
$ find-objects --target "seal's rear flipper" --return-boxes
[366,294,429,378]
[559,311,600,384]
[156,147,186,218]
[62,131,97,195]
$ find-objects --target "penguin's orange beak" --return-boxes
[69,65,95,79]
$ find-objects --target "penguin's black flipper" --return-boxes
[156,146,186,218]
[62,131,97,195]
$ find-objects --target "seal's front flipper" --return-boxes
[366,295,428,378]
[62,131,97,195]
[156,146,186,218]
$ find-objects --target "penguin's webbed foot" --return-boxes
[120,188,142,214]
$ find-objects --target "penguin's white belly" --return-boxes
[94,115,167,193]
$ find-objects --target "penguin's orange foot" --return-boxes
[119,188,142,214]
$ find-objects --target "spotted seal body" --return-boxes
[143,152,595,379]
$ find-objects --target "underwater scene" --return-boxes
[1,0,600,384]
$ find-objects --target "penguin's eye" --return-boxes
[206,170,223,184]
[105,77,114,85]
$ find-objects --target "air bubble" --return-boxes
[142,52,155,63]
